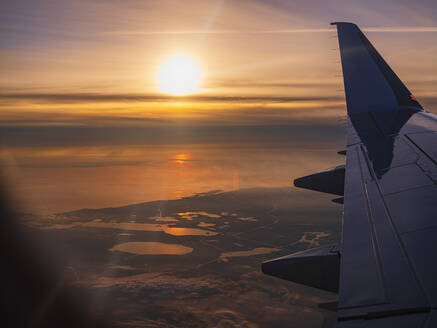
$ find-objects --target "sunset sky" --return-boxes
[1,0,437,213]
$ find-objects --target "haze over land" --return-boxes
[21,187,341,327]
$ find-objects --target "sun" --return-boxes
[157,54,202,95]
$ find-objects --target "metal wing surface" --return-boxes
[263,22,437,327]
[333,21,437,327]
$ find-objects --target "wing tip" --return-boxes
[330,21,358,28]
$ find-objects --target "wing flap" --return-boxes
[407,131,437,167]
[336,310,430,328]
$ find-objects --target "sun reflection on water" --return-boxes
[172,153,190,164]
[109,242,193,255]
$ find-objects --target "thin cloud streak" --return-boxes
[0,92,343,103]
[364,27,437,32]
[105,26,437,36]
[103,28,334,36]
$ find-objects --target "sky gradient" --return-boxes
[1,0,437,213]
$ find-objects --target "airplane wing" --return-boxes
[263,22,437,327]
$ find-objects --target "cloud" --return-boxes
[104,28,334,36]
[105,26,437,36]
[0,91,347,127]
[364,27,437,32]
[0,92,342,103]
[0,124,345,149]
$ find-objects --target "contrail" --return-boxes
[105,27,437,36]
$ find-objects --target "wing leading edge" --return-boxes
[263,22,437,327]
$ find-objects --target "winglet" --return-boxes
[330,21,352,26]
[332,22,423,114]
